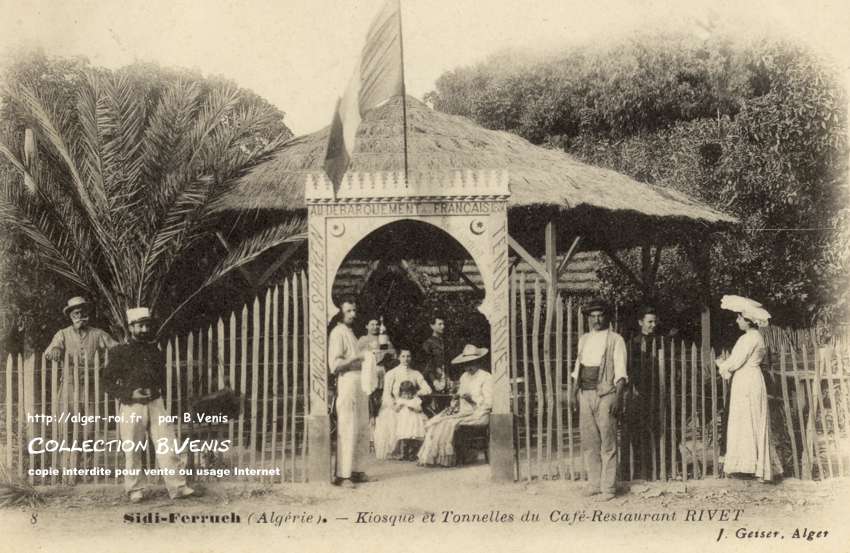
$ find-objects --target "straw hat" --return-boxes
[451,344,489,365]
[720,295,771,327]
[62,296,90,316]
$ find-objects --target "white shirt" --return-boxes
[579,330,609,366]
[328,323,359,374]
[570,328,628,384]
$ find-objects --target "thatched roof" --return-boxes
[220,96,735,249]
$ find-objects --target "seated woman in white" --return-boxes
[373,349,431,460]
[417,345,492,467]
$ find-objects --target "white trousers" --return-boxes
[119,398,189,498]
[336,371,370,478]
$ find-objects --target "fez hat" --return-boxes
[126,307,152,325]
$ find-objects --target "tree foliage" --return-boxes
[427,33,848,329]
[0,50,298,342]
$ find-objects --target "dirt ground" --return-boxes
[2,459,849,553]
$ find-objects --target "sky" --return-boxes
[1,0,848,135]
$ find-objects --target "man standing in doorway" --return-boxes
[328,299,370,488]
[420,313,447,379]
[421,313,453,415]
[103,307,194,503]
[571,298,628,501]
[627,306,659,480]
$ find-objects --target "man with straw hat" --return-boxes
[45,296,117,364]
[570,298,628,501]
[103,307,195,503]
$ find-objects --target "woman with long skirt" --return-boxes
[716,295,783,482]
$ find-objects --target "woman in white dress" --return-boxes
[373,350,431,460]
[716,295,783,481]
[418,345,493,467]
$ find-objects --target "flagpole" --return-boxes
[397,0,409,183]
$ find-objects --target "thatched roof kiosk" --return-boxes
[215,95,736,485]
[218,96,735,256]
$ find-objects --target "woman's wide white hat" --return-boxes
[451,344,489,365]
[720,295,771,327]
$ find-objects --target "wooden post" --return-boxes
[509,269,520,481]
[282,278,290,481]
[271,286,280,483]
[520,272,532,481]
[778,345,800,478]
[543,220,557,477]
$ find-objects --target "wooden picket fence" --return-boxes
[3,265,848,486]
[509,270,850,482]
[0,272,311,485]
[765,341,850,480]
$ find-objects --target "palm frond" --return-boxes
[184,84,242,171]
[16,85,105,218]
[155,217,306,336]
[14,85,130,291]
[0,194,90,291]
[0,142,38,194]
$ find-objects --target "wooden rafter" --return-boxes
[557,236,583,278]
[602,247,645,291]
[508,235,552,284]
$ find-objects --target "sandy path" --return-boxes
[2,460,848,553]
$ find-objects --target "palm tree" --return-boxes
[0,71,302,338]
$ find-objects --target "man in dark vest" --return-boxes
[103,307,195,503]
[627,306,659,480]
[571,298,627,501]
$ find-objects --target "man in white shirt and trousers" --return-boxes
[328,299,372,488]
[571,298,627,501]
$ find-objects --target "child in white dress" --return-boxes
[394,380,427,460]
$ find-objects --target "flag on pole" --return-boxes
[324,0,405,188]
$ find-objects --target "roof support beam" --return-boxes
[508,235,552,285]
[650,244,663,287]
[684,238,713,388]
[557,236,583,278]
[602,247,645,292]
[458,269,483,296]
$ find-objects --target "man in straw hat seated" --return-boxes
[417,344,493,467]
[571,298,628,501]
[103,307,195,503]
[45,296,117,364]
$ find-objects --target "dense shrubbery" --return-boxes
[426,33,848,331]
